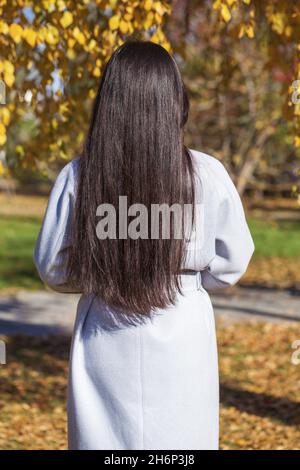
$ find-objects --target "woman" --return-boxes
[34,40,254,450]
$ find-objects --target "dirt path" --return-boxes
[0,287,299,336]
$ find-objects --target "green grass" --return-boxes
[0,214,299,291]
[248,218,300,258]
[0,214,42,290]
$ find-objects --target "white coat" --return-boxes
[34,149,254,450]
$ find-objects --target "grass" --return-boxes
[248,219,300,258]
[0,214,43,291]
[0,211,299,291]
[1,321,299,449]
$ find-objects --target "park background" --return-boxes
[0,0,300,449]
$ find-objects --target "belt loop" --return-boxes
[196,271,202,290]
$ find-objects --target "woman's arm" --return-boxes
[201,158,255,290]
[33,158,82,293]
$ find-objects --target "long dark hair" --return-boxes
[67,40,195,316]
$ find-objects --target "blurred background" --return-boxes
[0,0,300,450]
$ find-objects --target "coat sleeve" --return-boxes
[201,159,255,290]
[33,158,82,293]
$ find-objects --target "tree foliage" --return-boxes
[0,0,300,190]
[212,0,300,146]
[0,0,171,174]
[165,0,300,196]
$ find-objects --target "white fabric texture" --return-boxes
[34,149,255,450]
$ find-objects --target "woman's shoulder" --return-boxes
[54,155,81,185]
[61,155,81,177]
[188,148,226,175]
[188,148,238,202]
[47,156,81,198]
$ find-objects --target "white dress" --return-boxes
[34,149,254,450]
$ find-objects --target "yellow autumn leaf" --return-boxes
[88,89,96,99]
[4,73,14,87]
[67,48,76,60]
[16,145,25,156]
[87,39,97,52]
[0,160,5,175]
[269,12,286,35]
[68,38,76,48]
[59,102,69,115]
[246,25,254,38]
[77,131,84,143]
[144,0,153,12]
[294,136,300,147]
[109,14,120,30]
[0,20,9,34]
[60,11,73,28]
[93,67,101,77]
[109,0,118,7]
[124,13,132,21]
[126,6,134,14]
[9,23,23,43]
[161,40,171,52]
[3,60,15,87]
[60,149,68,159]
[212,0,221,10]
[0,123,7,144]
[1,108,10,126]
[153,1,164,16]
[45,26,60,45]
[4,60,14,74]
[57,0,67,11]
[151,26,164,44]
[144,11,154,29]
[119,20,128,34]
[285,25,292,37]
[238,25,245,38]
[23,28,37,47]
[73,27,86,45]
[220,4,231,23]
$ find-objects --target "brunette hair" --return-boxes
[66,40,195,316]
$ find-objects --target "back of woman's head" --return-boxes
[67,40,195,317]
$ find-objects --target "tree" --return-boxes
[166,0,300,195]
[1,0,299,197]
[211,0,300,145]
[0,0,171,175]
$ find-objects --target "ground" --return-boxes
[1,322,300,450]
[0,193,299,450]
